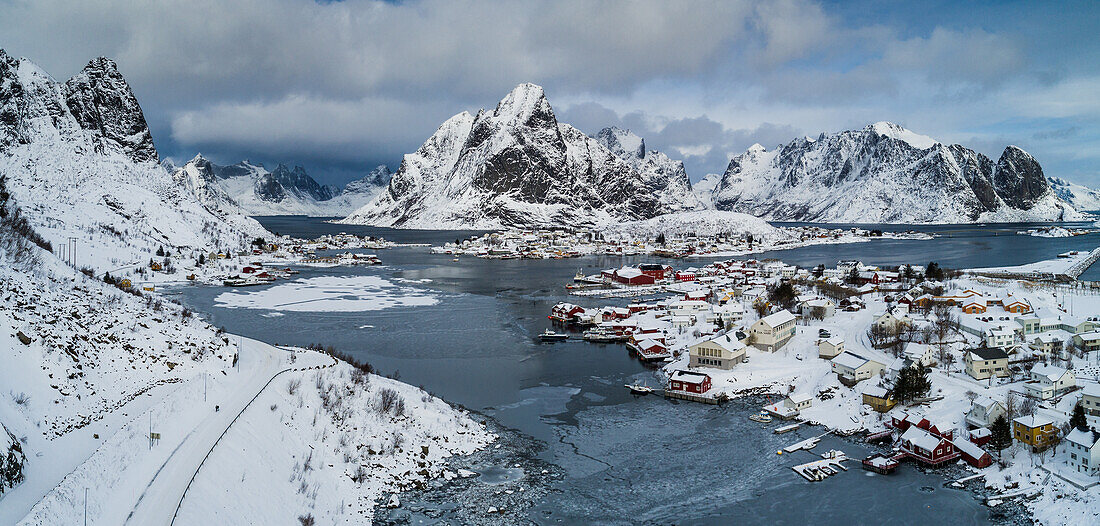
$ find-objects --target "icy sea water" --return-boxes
[172,216,1100,524]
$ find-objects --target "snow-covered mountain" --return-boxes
[340,84,701,229]
[0,49,268,270]
[593,127,705,213]
[172,156,391,216]
[696,122,1084,223]
[1048,177,1100,211]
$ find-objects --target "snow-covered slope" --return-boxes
[0,49,268,271]
[173,156,391,216]
[1048,176,1100,211]
[696,122,1084,224]
[340,84,700,229]
[601,210,794,243]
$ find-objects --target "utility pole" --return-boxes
[84,487,88,526]
[204,373,207,402]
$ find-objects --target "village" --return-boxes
[430,225,932,260]
[546,254,1100,514]
[99,233,401,292]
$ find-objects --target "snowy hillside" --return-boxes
[0,50,269,272]
[173,155,391,217]
[0,97,491,523]
[340,84,701,229]
[1048,176,1100,211]
[696,122,1085,224]
[601,210,793,243]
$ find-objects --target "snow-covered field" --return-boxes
[214,275,440,312]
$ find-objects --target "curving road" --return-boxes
[121,338,333,526]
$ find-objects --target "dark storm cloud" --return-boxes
[0,0,1097,185]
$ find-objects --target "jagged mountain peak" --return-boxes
[494,83,551,121]
[700,123,1080,223]
[340,84,703,229]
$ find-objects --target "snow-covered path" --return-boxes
[123,339,332,526]
[11,337,332,525]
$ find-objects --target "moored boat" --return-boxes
[749,411,772,423]
[539,329,569,342]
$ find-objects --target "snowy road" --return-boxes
[11,337,332,526]
[124,339,332,526]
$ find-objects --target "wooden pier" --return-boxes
[664,390,718,404]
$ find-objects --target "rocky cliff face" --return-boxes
[341,84,701,229]
[0,49,267,269]
[0,50,156,163]
[696,122,1082,223]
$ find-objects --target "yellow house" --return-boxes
[861,385,896,413]
[1012,414,1056,451]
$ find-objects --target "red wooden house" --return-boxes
[900,426,960,466]
[550,303,586,322]
[952,439,993,468]
[614,267,656,285]
[639,263,672,280]
[669,370,712,394]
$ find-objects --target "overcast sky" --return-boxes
[1,0,1097,186]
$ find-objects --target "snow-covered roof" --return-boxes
[1013,414,1054,428]
[862,385,889,399]
[787,392,812,404]
[901,426,944,452]
[616,267,643,279]
[704,334,745,353]
[1077,330,1100,342]
[1030,364,1069,383]
[822,336,844,346]
[1066,428,1100,449]
[758,309,795,327]
[671,370,709,384]
[1081,383,1100,398]
[832,351,872,370]
[638,338,665,350]
[951,438,988,459]
[972,396,1001,412]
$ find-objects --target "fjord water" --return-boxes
[175,216,1100,524]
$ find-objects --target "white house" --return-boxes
[1082,383,1100,417]
[873,307,912,331]
[903,343,936,367]
[800,298,835,319]
[1025,364,1075,400]
[818,336,845,359]
[831,351,887,385]
[750,309,796,352]
[1063,428,1100,477]
[1030,332,1065,356]
[669,299,710,317]
[986,326,1016,349]
[965,396,1006,429]
[784,392,813,411]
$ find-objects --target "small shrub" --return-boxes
[11,391,30,406]
[287,378,301,395]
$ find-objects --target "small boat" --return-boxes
[574,269,586,282]
[539,329,569,342]
[453,257,460,262]
[749,411,773,423]
[625,381,653,395]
